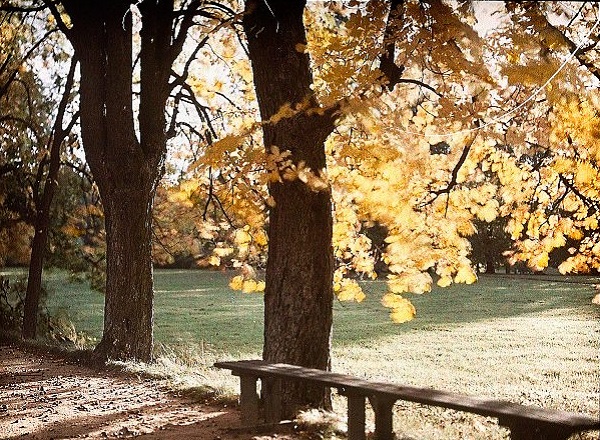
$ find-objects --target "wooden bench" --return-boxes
[214,360,600,440]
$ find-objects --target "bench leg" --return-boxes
[501,420,573,440]
[370,396,396,440]
[263,377,283,424]
[347,394,366,440]
[239,375,260,426]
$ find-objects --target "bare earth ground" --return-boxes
[0,345,300,440]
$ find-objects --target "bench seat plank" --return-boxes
[216,359,599,440]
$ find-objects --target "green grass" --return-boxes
[153,270,264,355]
[7,268,597,353]
[4,268,599,439]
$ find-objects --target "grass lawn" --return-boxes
[4,268,599,439]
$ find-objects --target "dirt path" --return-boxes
[0,345,300,439]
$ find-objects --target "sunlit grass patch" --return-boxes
[332,306,599,439]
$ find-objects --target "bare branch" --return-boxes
[0,28,58,98]
[378,0,441,97]
[50,56,78,142]
[559,174,600,215]
[394,78,442,97]
[435,136,476,196]
[169,35,208,92]
[0,1,46,13]
[170,0,203,64]
[60,159,93,184]
[422,120,480,211]
[379,0,405,90]
[41,0,70,36]
[177,76,219,139]
[202,167,234,226]
[171,1,241,67]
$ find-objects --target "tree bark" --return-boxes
[22,191,53,339]
[60,0,172,361]
[96,188,156,360]
[22,57,78,340]
[243,0,336,414]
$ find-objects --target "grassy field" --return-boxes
[3,268,599,439]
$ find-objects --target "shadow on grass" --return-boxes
[332,273,600,346]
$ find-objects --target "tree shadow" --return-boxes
[4,406,154,440]
[333,274,600,346]
[0,371,46,386]
[0,344,247,440]
[3,399,242,440]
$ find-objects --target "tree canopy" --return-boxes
[170,1,600,316]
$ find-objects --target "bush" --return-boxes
[0,275,29,333]
[0,275,91,347]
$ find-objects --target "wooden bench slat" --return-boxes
[215,360,600,440]
[214,360,600,430]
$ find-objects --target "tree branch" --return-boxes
[202,167,234,226]
[559,174,600,215]
[170,0,203,64]
[0,1,46,13]
[422,120,480,211]
[50,56,78,141]
[0,28,58,98]
[176,76,219,139]
[41,0,71,36]
[515,3,600,83]
[377,0,441,97]
[394,78,443,97]
[379,0,405,90]
[60,159,93,184]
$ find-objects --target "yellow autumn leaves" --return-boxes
[381,294,417,324]
[499,94,600,275]
[163,2,600,320]
[229,275,266,293]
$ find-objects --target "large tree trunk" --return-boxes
[95,188,156,360]
[243,0,336,414]
[61,0,171,361]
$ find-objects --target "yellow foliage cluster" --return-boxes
[181,2,506,310]
[488,90,600,274]
[0,223,33,266]
[333,270,366,303]
[229,273,266,294]
[160,1,600,319]
[305,2,388,107]
[324,84,495,319]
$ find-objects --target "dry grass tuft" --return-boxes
[111,342,248,405]
[295,408,346,439]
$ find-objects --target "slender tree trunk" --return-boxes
[22,58,77,340]
[22,201,52,339]
[244,0,336,414]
